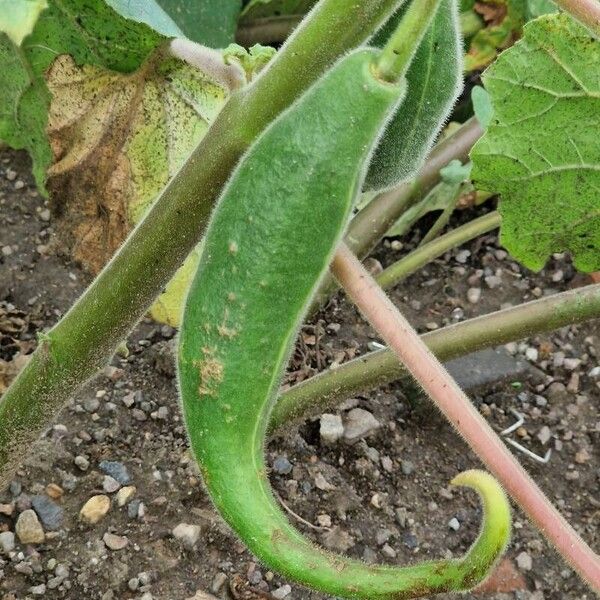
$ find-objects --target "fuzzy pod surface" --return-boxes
[365,0,463,191]
[178,48,510,599]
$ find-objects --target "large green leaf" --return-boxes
[365,0,463,191]
[156,0,242,47]
[0,0,166,189]
[471,13,600,272]
[0,0,47,45]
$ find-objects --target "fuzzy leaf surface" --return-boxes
[471,13,600,272]
[365,0,463,191]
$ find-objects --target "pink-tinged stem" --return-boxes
[331,242,600,592]
[555,0,600,36]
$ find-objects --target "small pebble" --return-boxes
[455,249,471,264]
[31,495,63,531]
[80,495,111,525]
[29,584,46,596]
[400,460,414,476]
[0,531,15,553]
[83,397,100,413]
[525,347,539,362]
[99,461,131,485]
[467,287,481,304]
[16,509,45,544]
[272,585,292,599]
[588,366,600,378]
[74,455,90,471]
[537,426,552,445]
[116,486,137,507]
[103,476,121,493]
[45,484,64,500]
[128,577,139,591]
[343,408,381,443]
[272,456,293,475]
[484,275,502,289]
[320,413,344,444]
[172,523,201,549]
[211,572,228,593]
[516,551,532,571]
[103,532,129,551]
[381,456,393,473]
[448,518,460,531]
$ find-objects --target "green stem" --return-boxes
[271,283,600,430]
[554,0,600,36]
[376,211,501,289]
[0,0,402,490]
[376,0,443,82]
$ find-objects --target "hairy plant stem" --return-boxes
[272,282,600,429]
[0,0,402,490]
[311,117,483,310]
[329,243,600,591]
[376,211,501,289]
[555,0,600,36]
[376,0,442,82]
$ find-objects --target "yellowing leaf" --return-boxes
[46,49,229,324]
[0,0,47,46]
[149,243,203,326]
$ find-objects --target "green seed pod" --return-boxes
[365,0,463,191]
[178,48,510,599]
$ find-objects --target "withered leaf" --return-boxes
[46,48,228,324]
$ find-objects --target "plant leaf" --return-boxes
[156,0,242,47]
[471,13,600,272]
[365,0,463,192]
[0,0,167,189]
[387,161,471,238]
[0,0,48,46]
[45,49,229,323]
[104,0,184,38]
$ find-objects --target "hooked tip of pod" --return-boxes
[450,469,510,521]
[450,469,508,500]
[450,469,512,574]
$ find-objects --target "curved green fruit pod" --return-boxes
[179,48,510,599]
[365,0,463,192]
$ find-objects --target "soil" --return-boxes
[0,148,598,600]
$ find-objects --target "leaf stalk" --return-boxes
[376,211,501,289]
[272,282,600,428]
